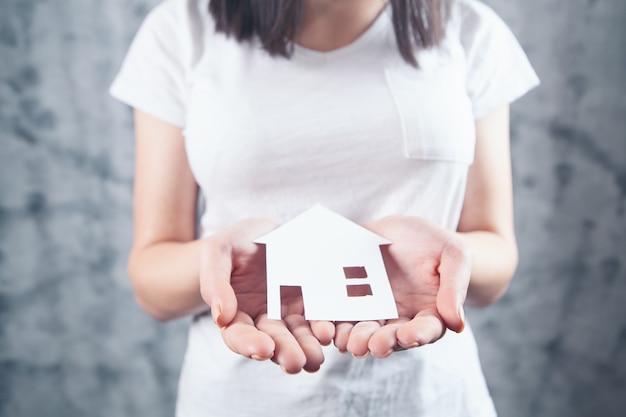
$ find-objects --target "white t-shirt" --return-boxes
[111,0,539,416]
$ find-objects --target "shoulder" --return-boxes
[110,0,213,126]
[140,0,212,36]
[445,0,531,67]
[453,0,505,28]
[133,0,213,73]
[450,0,518,49]
[139,0,211,53]
[143,0,210,28]
[446,0,539,118]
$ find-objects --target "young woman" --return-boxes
[111,0,538,415]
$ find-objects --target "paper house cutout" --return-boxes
[255,205,399,321]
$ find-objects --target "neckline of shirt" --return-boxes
[292,6,392,65]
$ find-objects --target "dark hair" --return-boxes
[209,0,452,66]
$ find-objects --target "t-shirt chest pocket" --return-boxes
[385,65,476,164]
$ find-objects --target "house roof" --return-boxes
[255,204,390,246]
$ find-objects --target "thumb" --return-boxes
[199,237,238,328]
[436,240,471,333]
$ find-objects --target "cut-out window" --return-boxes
[346,284,373,297]
[280,286,303,318]
[343,266,367,279]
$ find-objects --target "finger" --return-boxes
[221,311,275,360]
[284,315,325,373]
[346,321,382,358]
[256,314,307,374]
[310,320,335,346]
[368,318,409,358]
[201,219,280,328]
[437,239,471,333]
[200,237,238,327]
[396,309,446,348]
[334,322,355,353]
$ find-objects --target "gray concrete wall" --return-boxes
[0,0,624,416]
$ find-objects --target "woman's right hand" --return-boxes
[199,218,335,374]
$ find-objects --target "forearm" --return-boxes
[456,230,518,308]
[128,239,209,321]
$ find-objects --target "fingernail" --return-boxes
[458,306,466,332]
[251,354,265,361]
[352,352,369,359]
[212,302,222,324]
[378,349,393,358]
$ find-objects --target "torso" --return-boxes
[184,2,475,233]
[179,10,492,413]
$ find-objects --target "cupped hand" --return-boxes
[199,218,334,373]
[334,215,471,358]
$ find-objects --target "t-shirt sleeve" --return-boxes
[461,1,540,119]
[109,2,188,127]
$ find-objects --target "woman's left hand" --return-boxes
[333,215,471,358]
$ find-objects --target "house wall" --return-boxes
[0,0,624,416]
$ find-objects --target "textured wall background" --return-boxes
[0,0,624,416]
